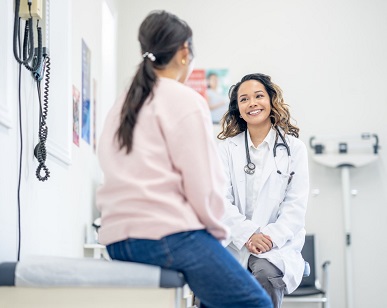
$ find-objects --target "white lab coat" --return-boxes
[218,129,309,294]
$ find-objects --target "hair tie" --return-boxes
[142,52,156,62]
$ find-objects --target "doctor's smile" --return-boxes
[247,109,264,116]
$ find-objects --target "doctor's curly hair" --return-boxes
[217,73,299,140]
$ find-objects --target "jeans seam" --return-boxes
[107,245,115,260]
[119,240,129,260]
[161,238,174,268]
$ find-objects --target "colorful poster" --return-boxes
[185,69,207,99]
[72,85,80,147]
[81,39,91,144]
[205,69,230,124]
[186,69,230,124]
[93,78,97,153]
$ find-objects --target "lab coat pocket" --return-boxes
[268,174,289,202]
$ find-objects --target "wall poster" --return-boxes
[93,78,97,153]
[72,85,80,146]
[81,39,91,144]
[186,68,230,124]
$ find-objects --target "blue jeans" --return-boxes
[107,230,272,308]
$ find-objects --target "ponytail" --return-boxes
[116,60,157,153]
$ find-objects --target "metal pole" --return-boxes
[341,166,353,308]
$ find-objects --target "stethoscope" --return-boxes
[244,126,295,184]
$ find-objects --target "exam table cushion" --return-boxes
[0,256,185,288]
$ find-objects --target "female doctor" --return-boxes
[217,73,309,308]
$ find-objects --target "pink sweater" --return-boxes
[96,77,229,245]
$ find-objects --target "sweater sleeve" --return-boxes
[162,110,229,240]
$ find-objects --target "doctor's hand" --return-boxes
[245,233,273,254]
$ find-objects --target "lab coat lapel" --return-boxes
[230,134,247,213]
[259,130,288,193]
[260,151,275,192]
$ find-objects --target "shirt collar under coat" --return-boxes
[247,126,276,151]
[229,126,278,151]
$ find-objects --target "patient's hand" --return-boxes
[245,233,273,254]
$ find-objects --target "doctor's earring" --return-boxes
[181,58,186,65]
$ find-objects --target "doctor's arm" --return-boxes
[260,140,309,249]
[218,141,260,250]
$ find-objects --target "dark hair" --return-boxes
[217,73,299,140]
[116,10,193,153]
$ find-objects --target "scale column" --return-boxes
[340,165,353,308]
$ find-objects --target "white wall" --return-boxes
[0,0,18,261]
[116,1,387,308]
[0,0,118,261]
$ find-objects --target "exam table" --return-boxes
[0,256,189,308]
